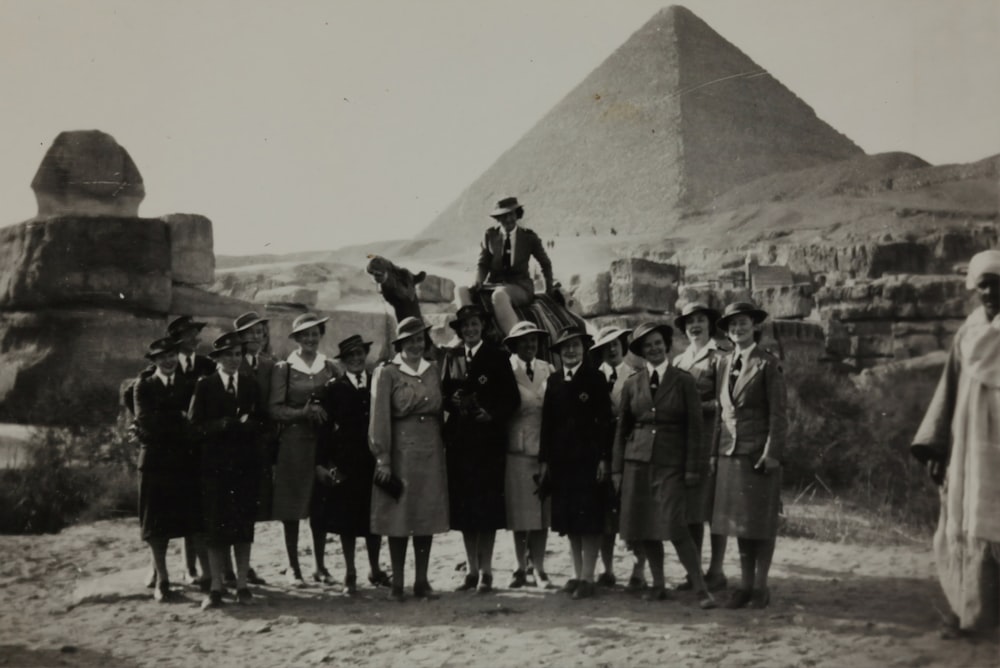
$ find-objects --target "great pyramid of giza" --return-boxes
[421,5,862,245]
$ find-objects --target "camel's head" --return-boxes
[366,255,426,319]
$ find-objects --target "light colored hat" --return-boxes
[503,321,547,345]
[233,311,269,332]
[392,316,431,344]
[289,313,329,336]
[590,325,631,352]
[966,250,1000,289]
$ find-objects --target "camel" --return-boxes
[366,254,585,364]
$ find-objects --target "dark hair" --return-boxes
[516,208,525,220]
[683,317,717,339]
[392,331,431,354]
[637,330,671,358]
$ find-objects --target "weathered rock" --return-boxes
[161,214,214,285]
[890,319,964,359]
[312,282,344,311]
[568,272,611,316]
[609,259,680,313]
[0,308,163,425]
[815,274,973,321]
[675,285,750,312]
[416,274,455,303]
[0,217,171,312]
[169,285,255,321]
[752,283,814,319]
[32,130,145,218]
[255,286,319,308]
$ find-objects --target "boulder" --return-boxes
[752,283,814,319]
[0,308,164,425]
[609,258,680,313]
[569,272,611,317]
[416,274,455,303]
[161,214,214,285]
[255,286,318,308]
[890,319,964,359]
[169,285,255,321]
[31,130,145,218]
[0,217,171,312]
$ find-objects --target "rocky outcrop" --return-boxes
[162,214,214,285]
[609,259,680,313]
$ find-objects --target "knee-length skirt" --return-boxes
[504,453,550,532]
[619,461,686,542]
[138,468,201,541]
[271,423,316,521]
[712,455,782,539]
[684,470,716,525]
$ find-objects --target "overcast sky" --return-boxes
[0,0,997,255]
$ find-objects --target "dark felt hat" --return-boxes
[209,331,243,357]
[167,315,206,338]
[392,316,431,344]
[490,196,524,218]
[145,336,181,360]
[717,301,769,330]
[335,334,373,359]
[673,302,720,332]
[233,311,269,332]
[628,322,674,357]
[449,304,488,332]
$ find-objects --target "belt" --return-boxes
[396,414,436,423]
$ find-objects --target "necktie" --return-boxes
[565,369,573,382]
[184,357,192,374]
[729,355,743,395]
[609,368,618,385]
[355,372,365,389]
[249,355,257,371]
[526,361,534,382]
[502,234,512,270]
[166,375,173,388]
[226,375,236,396]
[650,369,659,393]
[466,348,473,365]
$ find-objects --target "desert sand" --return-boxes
[1,504,998,668]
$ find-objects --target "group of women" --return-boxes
[133,299,787,612]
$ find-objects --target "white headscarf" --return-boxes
[965,250,1000,290]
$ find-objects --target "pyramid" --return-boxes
[421,5,862,245]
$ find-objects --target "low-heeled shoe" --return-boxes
[477,573,494,594]
[572,581,595,600]
[642,585,669,602]
[456,573,479,592]
[200,590,224,611]
[508,569,527,589]
[561,578,580,594]
[236,588,253,605]
[413,581,439,600]
[724,589,752,609]
[748,587,770,609]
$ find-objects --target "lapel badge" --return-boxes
[478,374,488,385]
[579,392,589,402]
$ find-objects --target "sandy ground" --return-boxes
[1,510,998,668]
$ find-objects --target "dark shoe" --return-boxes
[194,576,211,593]
[145,569,157,589]
[704,572,728,593]
[561,578,580,594]
[698,590,718,610]
[939,613,968,640]
[724,589,752,610]
[246,568,267,586]
[368,570,392,588]
[312,569,335,586]
[477,573,494,594]
[236,588,253,605]
[200,590,224,611]
[508,569,527,589]
[675,575,694,591]
[596,572,616,588]
[153,582,174,603]
[287,570,307,588]
[624,576,647,593]
[536,571,557,590]
[413,581,439,600]
[389,585,406,602]
[456,573,479,592]
[344,573,358,595]
[642,585,669,602]
[572,580,595,600]
[748,587,770,609]
[525,567,537,587]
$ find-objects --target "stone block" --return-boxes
[313,282,344,311]
[162,213,215,285]
[255,286,318,308]
[752,283,814,319]
[416,274,455,303]
[0,308,164,425]
[890,319,963,359]
[815,274,973,321]
[609,258,679,313]
[169,285,255,321]
[569,272,611,317]
[0,217,171,312]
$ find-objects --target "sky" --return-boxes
[0,0,997,256]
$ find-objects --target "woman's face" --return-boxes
[240,323,266,355]
[496,211,518,234]
[602,339,624,367]
[153,351,178,376]
[640,331,668,366]
[514,335,538,363]
[400,334,425,361]
[727,314,756,346]
[558,338,584,368]
[216,348,243,376]
[684,313,711,345]
[459,317,483,347]
[341,347,367,375]
[294,326,323,353]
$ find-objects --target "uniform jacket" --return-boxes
[188,371,263,474]
[240,353,276,414]
[476,225,554,295]
[134,373,195,471]
[612,365,703,474]
[508,356,554,456]
[713,347,787,461]
[316,371,373,468]
[539,362,613,468]
[441,341,520,446]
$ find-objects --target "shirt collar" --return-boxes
[287,350,329,375]
[154,370,174,387]
[392,353,430,377]
[564,362,582,378]
[646,359,670,378]
[498,223,518,238]
[511,354,534,371]
[734,343,757,361]
[598,361,615,379]
[217,368,237,389]
[465,340,483,358]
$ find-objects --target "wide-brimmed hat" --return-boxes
[144,336,181,360]
[503,321,548,346]
[392,316,432,344]
[449,304,487,332]
[209,331,243,357]
[289,313,329,336]
[716,301,768,330]
[673,302,720,332]
[233,311,269,332]
[551,325,591,351]
[628,322,674,356]
[590,325,631,352]
[335,334,373,359]
[490,196,524,218]
[167,315,206,338]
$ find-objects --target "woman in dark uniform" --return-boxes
[133,336,200,602]
[441,305,519,593]
[713,302,787,610]
[312,334,390,593]
[370,317,450,601]
[613,322,717,608]
[189,331,264,609]
[673,303,728,593]
[539,325,613,600]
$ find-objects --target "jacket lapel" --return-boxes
[655,367,679,402]
[732,352,763,400]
